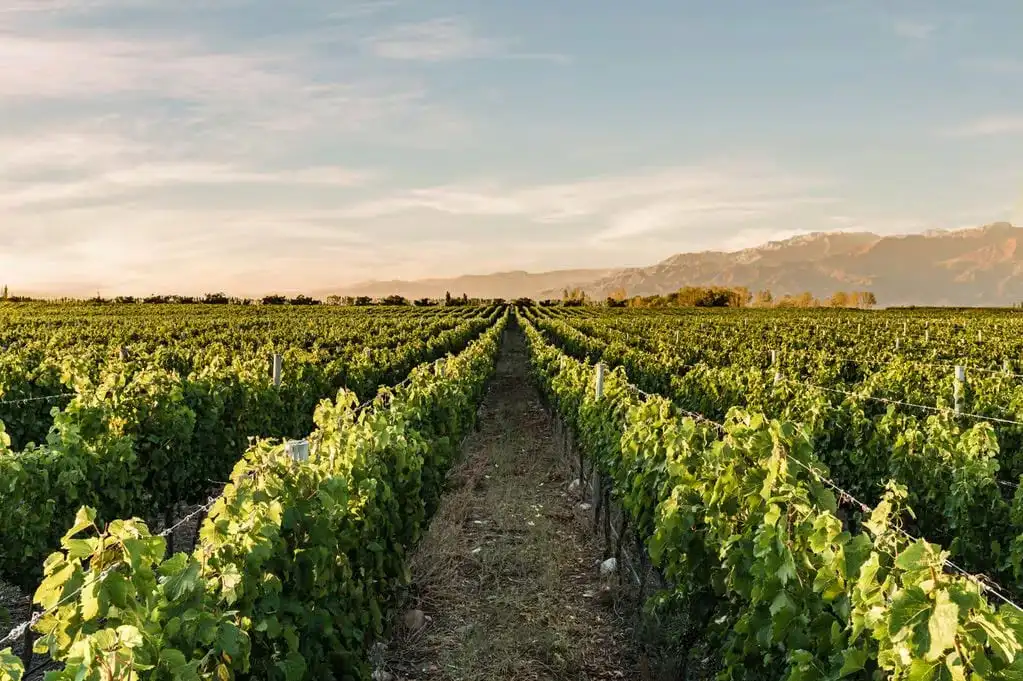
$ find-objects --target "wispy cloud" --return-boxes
[890,18,937,40]
[596,197,838,243]
[362,16,569,64]
[963,57,1023,73]
[336,161,833,244]
[0,10,470,145]
[363,17,496,62]
[0,31,331,110]
[0,162,374,210]
[0,0,252,13]
[941,115,1023,137]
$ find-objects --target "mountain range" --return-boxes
[330,222,1023,307]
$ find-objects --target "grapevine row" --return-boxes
[529,307,1023,594]
[0,308,499,592]
[519,309,1023,680]
[0,311,508,681]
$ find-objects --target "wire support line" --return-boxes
[354,357,447,413]
[909,358,1023,380]
[0,392,75,407]
[622,381,727,432]
[781,446,1023,612]
[614,386,1023,613]
[0,467,263,652]
[616,380,1023,612]
[788,379,1023,427]
[158,495,219,538]
[829,355,1023,381]
[0,564,120,648]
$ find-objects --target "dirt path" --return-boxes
[382,328,640,681]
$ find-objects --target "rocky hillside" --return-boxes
[334,222,1023,307]
[572,222,1023,306]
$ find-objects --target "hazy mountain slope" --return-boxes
[327,269,617,301]
[573,223,1023,306]
[328,222,1023,307]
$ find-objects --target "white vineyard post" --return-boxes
[904,321,908,334]
[954,365,965,415]
[978,329,983,342]
[592,362,608,532]
[286,439,309,463]
[119,345,129,361]
[925,328,929,343]
[1005,359,1011,375]
[771,349,781,385]
[272,353,283,387]
[895,337,900,351]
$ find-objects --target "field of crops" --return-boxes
[8,302,1023,680]
[521,305,1023,680]
[0,303,506,681]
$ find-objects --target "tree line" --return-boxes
[0,285,877,309]
[0,288,494,307]
[596,286,878,309]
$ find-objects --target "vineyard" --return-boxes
[521,305,1023,680]
[5,302,1023,679]
[0,303,505,681]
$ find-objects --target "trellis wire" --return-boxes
[0,393,74,407]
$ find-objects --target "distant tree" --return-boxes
[202,292,229,305]
[444,291,453,306]
[859,291,878,309]
[514,297,535,307]
[753,290,774,307]
[562,287,588,306]
[413,297,436,306]
[796,292,819,308]
[829,291,850,308]
[354,296,372,306]
[381,294,409,306]
[261,294,287,305]
[114,296,137,304]
[608,286,628,303]
[289,294,319,306]
[731,286,753,308]
[675,286,748,308]
[1,285,7,300]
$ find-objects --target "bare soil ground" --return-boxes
[381,330,641,681]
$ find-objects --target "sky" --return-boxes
[1,0,1022,296]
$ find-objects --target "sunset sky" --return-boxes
[1,0,1022,296]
